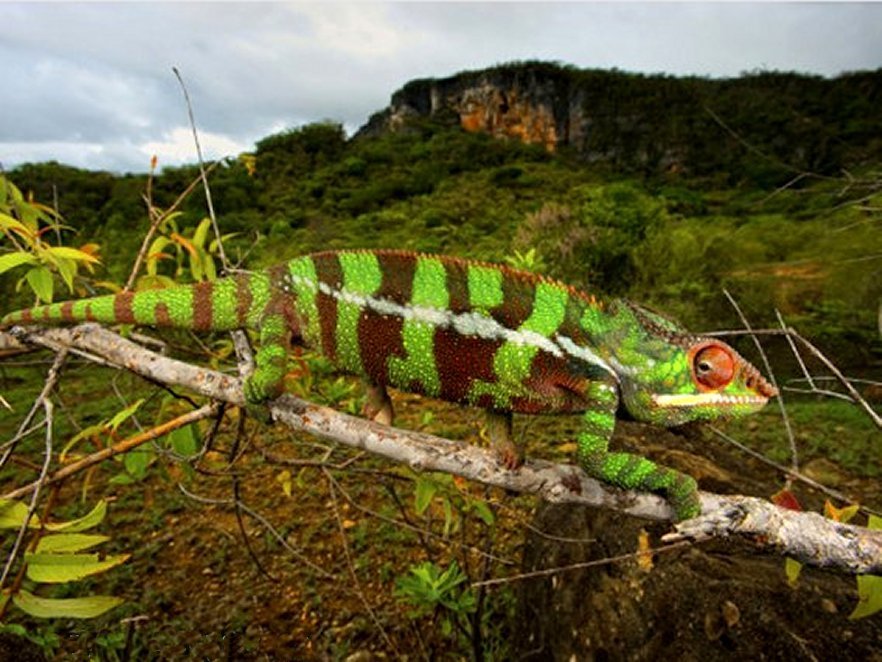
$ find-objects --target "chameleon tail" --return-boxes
[1,275,261,333]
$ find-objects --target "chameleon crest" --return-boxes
[1,249,776,520]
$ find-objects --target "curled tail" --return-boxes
[1,275,263,333]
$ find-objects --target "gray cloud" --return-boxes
[1,2,880,173]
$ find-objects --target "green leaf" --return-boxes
[192,217,212,250]
[124,446,153,480]
[36,533,110,554]
[44,500,107,533]
[414,477,437,515]
[850,574,882,619]
[0,252,38,275]
[25,552,130,584]
[26,266,54,303]
[202,252,217,281]
[146,236,172,276]
[54,257,78,293]
[0,499,39,529]
[471,500,495,526]
[13,589,123,619]
[784,557,802,586]
[44,246,99,264]
[60,423,107,461]
[0,212,32,236]
[167,424,198,457]
[108,399,144,432]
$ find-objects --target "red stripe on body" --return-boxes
[193,281,214,331]
[154,303,171,326]
[357,309,405,386]
[514,351,589,414]
[113,292,136,324]
[60,301,75,322]
[313,253,343,360]
[235,274,253,327]
[375,252,415,305]
[434,327,502,405]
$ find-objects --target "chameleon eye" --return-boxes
[692,344,735,390]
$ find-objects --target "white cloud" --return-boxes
[1,2,880,173]
[139,127,252,168]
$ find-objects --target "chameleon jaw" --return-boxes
[651,392,769,408]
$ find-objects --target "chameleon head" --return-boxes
[610,302,778,426]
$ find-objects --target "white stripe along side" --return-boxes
[285,273,617,379]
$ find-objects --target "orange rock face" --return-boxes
[455,84,559,152]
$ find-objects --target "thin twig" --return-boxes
[722,290,799,475]
[124,160,221,291]
[0,399,54,590]
[176,484,335,580]
[0,349,67,470]
[325,469,398,653]
[471,540,695,589]
[172,67,228,270]
[2,403,220,501]
[709,426,879,517]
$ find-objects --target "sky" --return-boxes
[1,1,881,173]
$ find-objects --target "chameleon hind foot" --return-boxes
[485,410,523,470]
[363,381,394,426]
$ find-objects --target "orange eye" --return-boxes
[692,344,735,390]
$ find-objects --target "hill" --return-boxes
[360,61,882,183]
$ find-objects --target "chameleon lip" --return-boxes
[651,393,769,408]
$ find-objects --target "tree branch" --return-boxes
[5,324,882,575]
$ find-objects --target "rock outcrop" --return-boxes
[358,62,882,179]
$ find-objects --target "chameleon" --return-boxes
[1,249,777,520]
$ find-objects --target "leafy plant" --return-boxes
[395,560,476,639]
[140,215,235,289]
[0,498,128,620]
[0,175,100,303]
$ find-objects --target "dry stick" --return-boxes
[0,349,68,469]
[471,540,695,589]
[124,160,221,291]
[2,403,221,501]
[722,290,799,474]
[10,325,882,574]
[172,67,228,269]
[325,470,398,654]
[172,66,254,381]
[0,399,54,591]
[176,484,335,580]
[229,410,277,581]
[790,331,882,429]
[327,470,514,566]
[709,425,880,517]
[777,310,816,391]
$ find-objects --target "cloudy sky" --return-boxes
[2,2,880,173]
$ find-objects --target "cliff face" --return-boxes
[358,62,882,179]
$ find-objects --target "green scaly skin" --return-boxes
[1,250,777,520]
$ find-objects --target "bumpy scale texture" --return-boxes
[1,249,778,520]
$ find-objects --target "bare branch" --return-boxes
[6,324,882,575]
[2,402,222,501]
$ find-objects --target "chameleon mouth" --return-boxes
[652,393,770,408]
